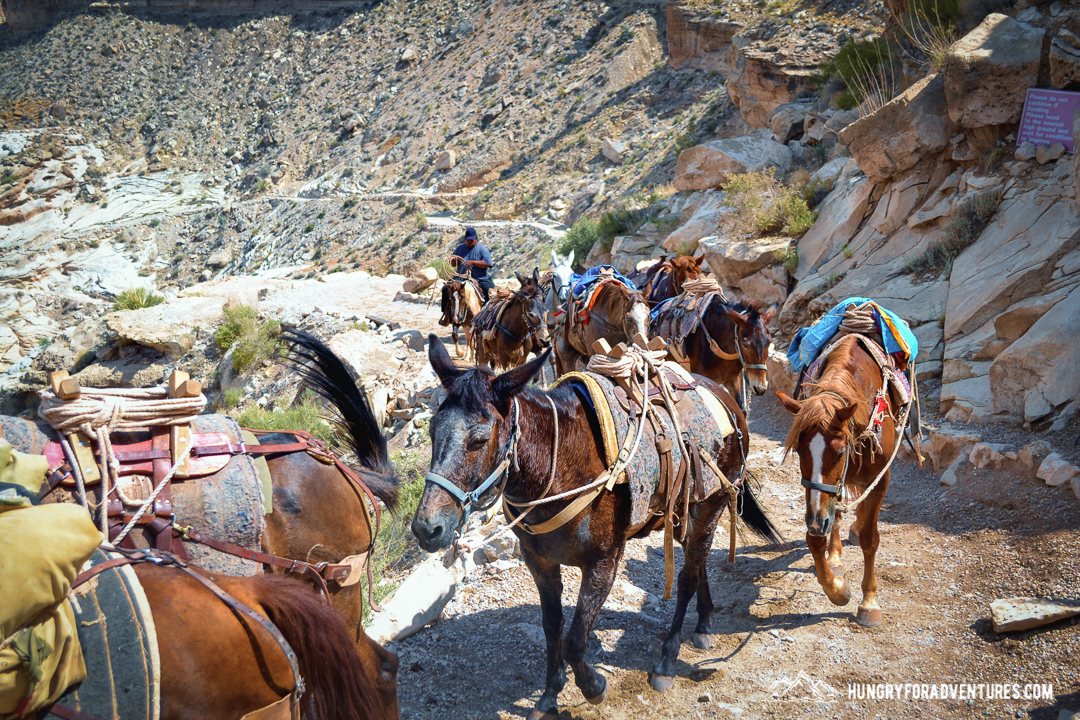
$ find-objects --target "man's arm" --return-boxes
[467,245,492,269]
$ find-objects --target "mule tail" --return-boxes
[278,327,399,509]
[736,481,785,549]
[253,574,383,720]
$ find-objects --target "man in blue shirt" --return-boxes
[439,227,495,326]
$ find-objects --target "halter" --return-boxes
[798,390,851,497]
[496,290,550,348]
[698,300,768,414]
[424,399,521,529]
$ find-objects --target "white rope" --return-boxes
[837,404,910,514]
[681,277,725,296]
[110,441,195,545]
[585,347,666,379]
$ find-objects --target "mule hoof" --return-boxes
[855,607,883,627]
[527,708,558,720]
[583,674,607,705]
[826,578,852,606]
[585,688,607,706]
[649,674,676,693]
[692,633,714,650]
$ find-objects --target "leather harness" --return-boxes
[40,427,383,610]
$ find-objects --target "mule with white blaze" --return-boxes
[776,334,912,627]
[412,335,782,720]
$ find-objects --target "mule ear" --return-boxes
[492,348,551,410]
[762,306,777,323]
[726,308,749,328]
[835,403,858,425]
[533,267,540,284]
[776,391,802,415]
[551,249,558,267]
[516,271,527,286]
[428,334,465,387]
[567,249,574,266]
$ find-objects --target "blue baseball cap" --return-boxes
[464,227,477,241]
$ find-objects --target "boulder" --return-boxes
[968,442,1007,470]
[839,74,953,184]
[928,425,982,473]
[1036,452,1080,488]
[1051,29,1080,88]
[699,236,791,287]
[392,329,426,353]
[206,249,231,269]
[1015,142,1037,162]
[673,131,793,191]
[402,267,438,293]
[437,139,514,192]
[794,175,872,279]
[1017,440,1053,474]
[365,556,456,643]
[400,46,418,63]
[940,454,965,486]
[765,347,798,396]
[104,296,228,357]
[661,192,730,254]
[942,14,1044,128]
[1036,143,1065,165]
[988,284,1080,424]
[768,102,811,144]
[727,39,833,128]
[434,150,456,171]
[737,267,788,306]
[602,138,626,165]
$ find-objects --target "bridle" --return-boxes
[424,399,521,530]
[798,391,852,497]
[699,300,769,414]
[496,290,550,349]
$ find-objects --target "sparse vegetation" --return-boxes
[234,391,336,446]
[721,170,816,238]
[223,388,243,408]
[556,217,600,265]
[214,303,281,374]
[112,286,165,311]
[904,190,1001,276]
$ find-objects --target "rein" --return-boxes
[698,304,767,415]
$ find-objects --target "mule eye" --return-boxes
[469,433,490,448]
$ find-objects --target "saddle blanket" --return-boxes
[39,549,161,720]
[556,364,737,527]
[650,290,727,345]
[788,297,918,371]
[567,265,637,299]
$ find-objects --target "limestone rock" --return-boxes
[929,426,982,473]
[666,2,741,72]
[794,175,872,279]
[699,236,791,287]
[942,14,1044,128]
[1015,142,1037,161]
[989,285,1080,423]
[366,556,456,644]
[392,329,426,353]
[437,139,513,192]
[400,46,418,63]
[206,249,231,269]
[737,267,788,306]
[990,598,1080,632]
[1017,440,1052,473]
[765,347,798,396]
[767,102,811,144]
[839,74,953,184]
[434,150,456,171]
[661,192,730,254]
[1049,29,1080,89]
[674,131,793,191]
[104,296,227,357]
[403,267,438,293]
[602,138,626,165]
[1036,143,1065,165]
[1036,453,1080,487]
[940,454,965,486]
[968,442,1007,470]
[727,39,834,128]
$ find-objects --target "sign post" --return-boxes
[1016,88,1080,152]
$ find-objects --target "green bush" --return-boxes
[112,287,165,311]
[721,170,815,238]
[234,392,337,446]
[556,217,600,264]
[223,388,242,408]
[215,304,281,374]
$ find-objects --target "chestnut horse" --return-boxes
[444,274,483,358]
[412,338,782,720]
[553,278,650,375]
[655,296,775,414]
[776,334,901,627]
[133,560,390,720]
[473,269,550,370]
[640,256,704,307]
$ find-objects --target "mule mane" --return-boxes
[724,295,763,319]
[783,335,870,454]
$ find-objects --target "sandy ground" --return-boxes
[389,392,1080,720]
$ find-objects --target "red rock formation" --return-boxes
[666,0,741,72]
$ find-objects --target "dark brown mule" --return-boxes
[775,334,896,627]
[553,278,650,375]
[661,296,775,413]
[641,256,703,306]
[473,268,550,370]
[412,337,782,720]
[134,562,392,720]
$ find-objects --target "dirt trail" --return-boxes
[390,393,1080,720]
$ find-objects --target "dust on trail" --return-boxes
[390,393,1080,720]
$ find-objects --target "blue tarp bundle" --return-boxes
[788,297,919,371]
[568,265,638,299]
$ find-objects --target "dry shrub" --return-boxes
[720,170,816,238]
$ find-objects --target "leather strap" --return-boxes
[45,702,103,720]
[698,446,739,563]
[801,478,841,494]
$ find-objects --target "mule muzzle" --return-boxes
[802,477,839,538]
[411,511,459,552]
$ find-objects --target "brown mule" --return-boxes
[444,275,483,359]
[412,337,783,720]
[641,255,703,306]
[553,278,650,375]
[473,268,550,371]
[668,296,775,413]
[776,335,899,628]
[134,561,395,720]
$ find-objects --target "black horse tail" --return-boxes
[737,481,786,549]
[278,327,399,510]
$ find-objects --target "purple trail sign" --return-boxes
[1017,88,1080,152]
